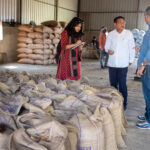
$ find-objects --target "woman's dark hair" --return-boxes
[65,17,84,38]
[114,16,125,23]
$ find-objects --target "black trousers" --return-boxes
[109,67,128,107]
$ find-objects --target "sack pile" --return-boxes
[17,21,66,65]
[0,70,128,150]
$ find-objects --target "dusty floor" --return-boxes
[0,59,149,150]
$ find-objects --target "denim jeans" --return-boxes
[109,67,128,107]
[99,50,109,67]
[142,65,150,123]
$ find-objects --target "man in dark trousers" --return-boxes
[105,16,135,110]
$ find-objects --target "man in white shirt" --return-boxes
[105,16,135,110]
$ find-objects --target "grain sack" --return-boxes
[18,58,34,64]
[44,44,49,49]
[17,37,33,44]
[49,44,54,49]
[53,38,60,44]
[49,59,54,64]
[100,107,118,150]
[108,99,126,148]
[43,26,53,33]
[50,33,55,39]
[18,25,33,32]
[44,49,51,54]
[58,96,90,115]
[17,43,27,48]
[43,60,49,65]
[34,26,43,33]
[28,54,44,60]
[28,32,43,39]
[53,48,57,55]
[35,60,44,65]
[55,33,60,39]
[50,55,55,59]
[34,39,43,44]
[44,55,49,60]
[59,21,67,28]
[44,39,51,44]
[28,44,44,49]
[17,53,28,58]
[33,49,44,54]
[18,31,27,37]
[54,27,63,34]
[0,133,9,150]
[70,113,104,150]
[41,20,58,28]
[43,33,49,38]
[9,128,48,150]
[17,48,32,54]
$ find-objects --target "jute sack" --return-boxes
[28,44,44,49]
[70,113,104,150]
[63,122,79,150]
[28,32,43,39]
[43,32,49,38]
[55,33,61,39]
[49,33,55,39]
[34,39,43,44]
[58,96,90,115]
[17,37,33,44]
[54,27,63,34]
[17,48,32,54]
[17,53,28,58]
[108,99,126,148]
[49,55,55,59]
[44,49,51,54]
[18,58,34,64]
[49,44,54,49]
[18,25,33,32]
[33,49,44,54]
[0,133,9,150]
[43,26,53,33]
[41,20,58,28]
[34,26,43,33]
[17,42,28,48]
[44,39,52,44]
[59,21,67,28]
[34,60,44,65]
[100,107,118,150]
[9,128,48,150]
[18,31,27,37]
[44,55,49,60]
[28,54,44,60]
[44,44,49,49]
[53,38,60,44]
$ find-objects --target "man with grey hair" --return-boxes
[136,6,150,129]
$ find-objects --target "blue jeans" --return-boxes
[109,67,128,107]
[99,50,109,67]
[142,65,150,123]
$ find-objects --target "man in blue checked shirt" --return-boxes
[136,6,150,129]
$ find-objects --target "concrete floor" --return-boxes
[0,59,150,150]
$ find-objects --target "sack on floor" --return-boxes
[18,31,27,37]
[17,37,33,44]
[18,25,33,33]
[17,48,32,54]
[18,58,34,64]
[34,26,43,33]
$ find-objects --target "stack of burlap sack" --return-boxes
[17,21,66,65]
[0,70,128,150]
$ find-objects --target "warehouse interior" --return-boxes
[0,0,150,150]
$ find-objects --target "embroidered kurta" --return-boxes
[56,30,82,80]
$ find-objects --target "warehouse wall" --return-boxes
[0,26,18,63]
[79,0,150,42]
[58,0,78,22]
[0,0,17,22]
[21,0,55,25]
[21,0,78,25]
